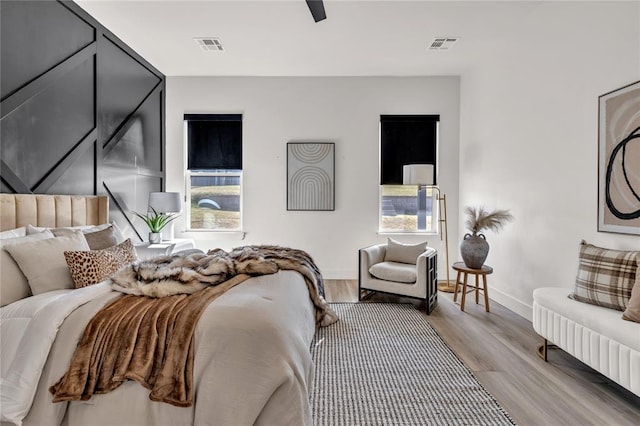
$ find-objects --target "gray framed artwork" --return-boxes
[287,142,335,211]
[598,80,640,235]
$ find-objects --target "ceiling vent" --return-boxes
[194,38,224,52]
[428,37,458,50]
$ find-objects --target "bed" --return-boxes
[0,193,334,426]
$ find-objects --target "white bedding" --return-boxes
[1,290,73,377]
[0,270,316,426]
[1,283,113,424]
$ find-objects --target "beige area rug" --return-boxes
[310,303,516,426]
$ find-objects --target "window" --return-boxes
[184,114,242,231]
[379,115,440,233]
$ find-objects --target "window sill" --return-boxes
[183,230,247,240]
[378,231,439,236]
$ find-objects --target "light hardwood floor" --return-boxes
[324,280,640,426]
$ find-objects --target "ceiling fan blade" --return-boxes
[306,0,326,22]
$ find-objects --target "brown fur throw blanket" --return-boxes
[50,246,337,407]
[49,274,249,407]
[111,245,337,326]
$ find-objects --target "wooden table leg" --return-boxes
[453,270,462,302]
[460,272,468,311]
[483,273,490,312]
[475,273,479,304]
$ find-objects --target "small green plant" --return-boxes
[134,207,179,233]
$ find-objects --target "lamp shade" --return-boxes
[148,192,182,213]
[402,164,434,185]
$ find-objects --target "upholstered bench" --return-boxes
[532,241,640,398]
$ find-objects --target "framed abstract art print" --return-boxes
[287,142,335,211]
[598,80,640,235]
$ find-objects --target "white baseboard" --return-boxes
[488,287,532,321]
[323,271,533,322]
[322,270,358,280]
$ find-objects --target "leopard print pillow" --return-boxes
[64,239,136,288]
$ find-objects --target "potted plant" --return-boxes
[460,206,513,269]
[134,207,179,243]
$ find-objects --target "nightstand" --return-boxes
[134,238,196,260]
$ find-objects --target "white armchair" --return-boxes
[359,241,438,314]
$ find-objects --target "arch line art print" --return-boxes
[598,80,640,235]
[287,142,335,211]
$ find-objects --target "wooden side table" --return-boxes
[452,262,493,312]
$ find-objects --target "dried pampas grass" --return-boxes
[465,206,514,234]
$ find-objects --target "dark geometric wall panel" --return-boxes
[0,0,95,100]
[103,117,147,168]
[103,90,163,171]
[103,171,162,239]
[47,142,96,196]
[98,36,162,147]
[1,180,13,194]
[0,1,165,242]
[1,59,94,189]
[103,169,162,212]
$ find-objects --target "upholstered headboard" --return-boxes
[0,194,109,231]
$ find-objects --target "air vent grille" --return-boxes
[194,37,224,52]
[429,37,458,50]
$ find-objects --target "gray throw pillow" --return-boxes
[27,222,125,244]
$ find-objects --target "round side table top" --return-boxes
[452,262,493,275]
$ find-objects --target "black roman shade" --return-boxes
[380,115,439,185]
[185,114,242,170]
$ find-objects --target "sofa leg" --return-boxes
[537,338,548,362]
[359,289,374,301]
[537,338,559,362]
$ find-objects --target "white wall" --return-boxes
[459,1,640,319]
[166,77,460,278]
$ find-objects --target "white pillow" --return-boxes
[384,238,427,264]
[27,222,125,244]
[5,231,90,295]
[0,231,55,306]
[0,227,26,239]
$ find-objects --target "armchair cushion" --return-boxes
[384,238,427,264]
[369,261,417,284]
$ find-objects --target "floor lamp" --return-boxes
[403,165,455,291]
[433,189,456,292]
